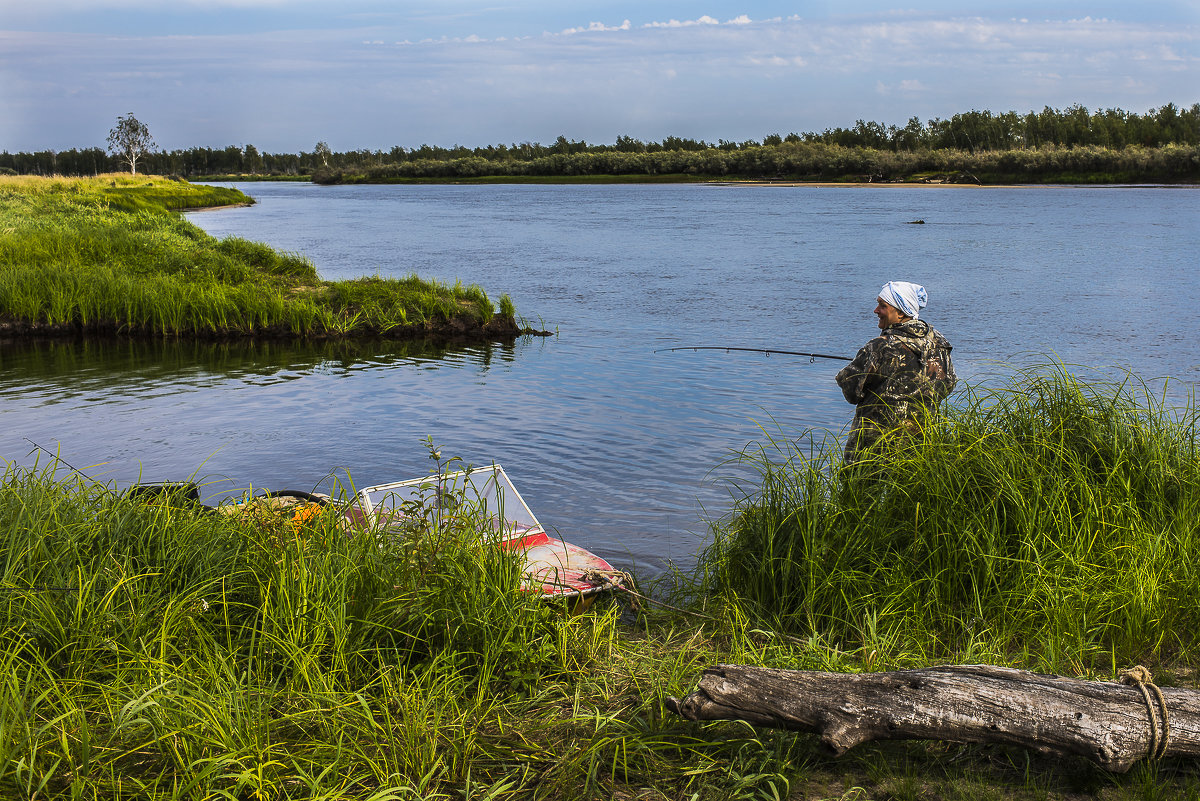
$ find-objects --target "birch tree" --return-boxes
[106,113,156,175]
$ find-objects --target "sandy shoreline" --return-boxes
[181,201,255,213]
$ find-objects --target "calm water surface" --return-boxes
[3,183,1197,575]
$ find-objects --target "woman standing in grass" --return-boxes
[835,281,957,463]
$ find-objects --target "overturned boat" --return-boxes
[138,464,625,606]
[350,465,624,604]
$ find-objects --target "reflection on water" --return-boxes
[0,336,521,400]
[0,335,537,502]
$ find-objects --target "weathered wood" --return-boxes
[666,664,1200,772]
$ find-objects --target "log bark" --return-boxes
[666,664,1200,772]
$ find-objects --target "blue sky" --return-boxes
[1,1,1197,153]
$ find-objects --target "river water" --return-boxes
[3,183,1197,575]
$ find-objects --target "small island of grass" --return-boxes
[0,175,539,342]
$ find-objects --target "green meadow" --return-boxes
[0,175,524,341]
[4,365,1200,799]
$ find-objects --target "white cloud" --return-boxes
[643,16,720,29]
[560,20,631,35]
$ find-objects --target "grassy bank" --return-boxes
[5,367,1200,799]
[0,175,530,341]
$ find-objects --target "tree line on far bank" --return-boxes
[2,102,1197,181]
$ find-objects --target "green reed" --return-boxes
[0,175,520,339]
[0,450,882,800]
[0,461,562,795]
[5,432,1200,798]
[701,364,1200,673]
[0,455,819,800]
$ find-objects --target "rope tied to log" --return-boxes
[1120,665,1170,760]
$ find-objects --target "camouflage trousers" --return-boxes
[843,414,924,465]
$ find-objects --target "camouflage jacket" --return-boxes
[834,319,956,462]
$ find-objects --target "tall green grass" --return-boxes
[0,457,845,799]
[0,462,556,796]
[0,175,522,340]
[701,364,1200,672]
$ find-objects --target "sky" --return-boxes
[1,1,1197,154]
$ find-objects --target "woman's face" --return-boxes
[874,297,907,329]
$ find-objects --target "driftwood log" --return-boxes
[666,664,1200,772]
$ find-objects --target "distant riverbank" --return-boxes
[303,142,1200,186]
[185,142,1200,186]
[195,174,1200,189]
[0,175,541,343]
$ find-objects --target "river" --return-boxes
[3,182,1197,575]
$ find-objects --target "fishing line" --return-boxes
[654,346,852,363]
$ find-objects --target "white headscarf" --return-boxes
[878,281,927,319]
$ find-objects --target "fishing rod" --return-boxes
[24,438,96,481]
[654,346,853,363]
